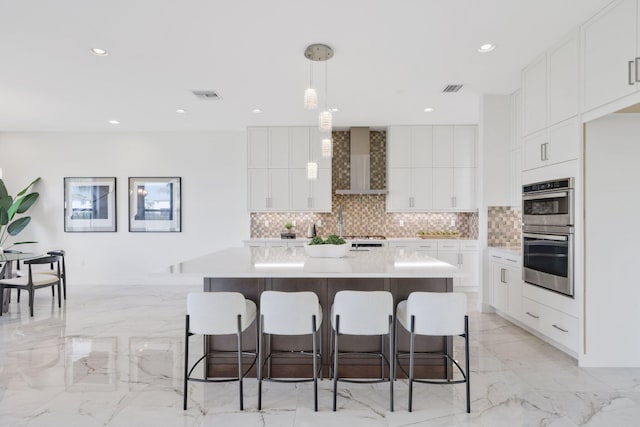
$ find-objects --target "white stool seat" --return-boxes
[258,291,323,412]
[395,291,470,413]
[184,292,257,411]
[331,290,394,412]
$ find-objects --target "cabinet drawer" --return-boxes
[414,242,438,251]
[388,242,412,248]
[459,241,479,251]
[521,297,578,352]
[437,241,460,251]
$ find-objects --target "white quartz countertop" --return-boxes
[243,237,477,243]
[170,246,460,279]
[487,246,522,259]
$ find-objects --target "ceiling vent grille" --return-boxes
[192,90,222,100]
[442,84,463,93]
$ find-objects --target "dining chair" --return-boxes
[0,255,62,317]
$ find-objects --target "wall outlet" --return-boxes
[317,219,322,227]
[265,220,269,227]
[450,218,456,227]
[292,220,296,227]
[399,219,404,227]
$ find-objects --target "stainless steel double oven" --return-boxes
[522,177,574,297]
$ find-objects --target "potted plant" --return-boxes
[304,234,349,258]
[0,177,41,253]
[284,222,294,232]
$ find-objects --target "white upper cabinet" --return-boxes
[522,30,579,137]
[247,126,332,212]
[522,117,579,171]
[387,125,476,212]
[522,54,548,136]
[581,0,638,112]
[548,30,579,125]
[433,126,454,167]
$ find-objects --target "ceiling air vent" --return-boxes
[442,84,463,93]
[192,90,222,100]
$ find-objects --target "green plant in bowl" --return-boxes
[325,234,346,245]
[309,236,325,245]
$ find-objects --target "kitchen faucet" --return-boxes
[337,205,343,238]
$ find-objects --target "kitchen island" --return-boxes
[171,246,460,379]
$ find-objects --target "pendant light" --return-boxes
[321,135,332,158]
[319,59,332,132]
[304,61,318,109]
[307,161,318,180]
[304,44,334,133]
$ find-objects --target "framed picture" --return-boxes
[64,177,117,232]
[128,177,181,232]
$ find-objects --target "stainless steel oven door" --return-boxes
[522,229,574,297]
[522,189,574,227]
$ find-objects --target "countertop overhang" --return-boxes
[169,246,460,279]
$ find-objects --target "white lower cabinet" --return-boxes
[437,240,479,289]
[521,297,578,352]
[490,253,522,320]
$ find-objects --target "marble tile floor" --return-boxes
[1,285,639,426]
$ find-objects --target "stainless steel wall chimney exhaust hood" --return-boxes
[335,127,387,195]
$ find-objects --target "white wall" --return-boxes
[0,131,249,286]
[582,114,640,367]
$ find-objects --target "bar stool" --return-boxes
[183,292,257,411]
[258,291,323,412]
[395,291,470,413]
[331,290,394,412]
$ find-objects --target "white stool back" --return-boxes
[260,291,321,335]
[187,292,256,335]
[332,290,393,335]
[407,292,467,336]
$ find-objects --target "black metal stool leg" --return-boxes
[183,315,190,410]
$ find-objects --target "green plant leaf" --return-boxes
[0,180,8,199]
[0,207,8,226]
[15,177,41,197]
[0,195,12,212]
[7,216,31,236]
[12,241,37,245]
[16,192,39,214]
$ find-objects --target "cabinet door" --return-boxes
[311,168,332,212]
[433,126,454,167]
[411,167,433,210]
[248,169,269,211]
[247,128,269,168]
[582,0,637,112]
[510,90,522,150]
[269,128,290,169]
[412,126,434,167]
[459,251,479,287]
[387,168,412,210]
[269,169,290,210]
[492,263,508,312]
[522,130,546,170]
[432,168,454,209]
[453,126,476,167]
[510,148,523,208]
[289,127,311,168]
[388,127,412,168]
[290,168,311,211]
[522,53,547,136]
[453,168,476,210]
[547,117,579,165]
[548,30,579,126]
[506,266,523,320]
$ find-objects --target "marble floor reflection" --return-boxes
[1,285,639,426]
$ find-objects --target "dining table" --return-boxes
[0,252,40,314]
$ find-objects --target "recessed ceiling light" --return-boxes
[252,108,263,114]
[423,107,434,113]
[176,109,186,114]
[330,107,340,113]
[108,120,120,125]
[477,43,496,53]
[90,48,109,56]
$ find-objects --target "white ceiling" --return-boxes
[0,0,611,132]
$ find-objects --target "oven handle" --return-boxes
[523,233,568,241]
[522,191,568,201]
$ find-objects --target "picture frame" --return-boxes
[64,177,117,232]
[128,177,181,232]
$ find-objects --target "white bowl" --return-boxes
[304,243,349,258]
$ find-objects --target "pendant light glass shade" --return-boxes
[307,161,318,180]
[321,137,333,158]
[304,87,318,110]
[319,110,332,132]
